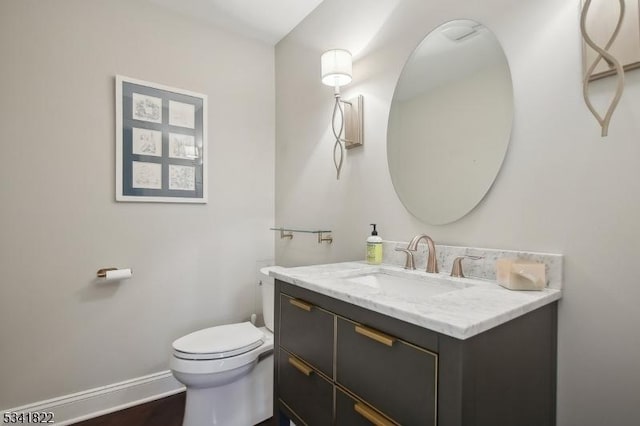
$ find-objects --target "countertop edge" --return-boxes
[266,264,562,340]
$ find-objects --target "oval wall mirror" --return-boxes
[387,19,513,225]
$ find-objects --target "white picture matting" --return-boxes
[169,165,196,191]
[132,128,162,157]
[132,93,162,123]
[169,100,195,129]
[132,161,162,189]
[169,133,196,159]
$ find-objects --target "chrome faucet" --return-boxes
[407,234,438,273]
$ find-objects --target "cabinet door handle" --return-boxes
[354,403,394,426]
[355,325,396,347]
[289,298,313,312]
[288,356,314,376]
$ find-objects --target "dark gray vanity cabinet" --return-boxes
[274,280,557,426]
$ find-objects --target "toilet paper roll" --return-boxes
[103,268,132,281]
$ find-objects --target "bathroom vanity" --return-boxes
[268,260,561,426]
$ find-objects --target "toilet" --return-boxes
[170,278,275,426]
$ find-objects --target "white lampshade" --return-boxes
[321,49,352,87]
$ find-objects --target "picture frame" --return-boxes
[582,0,640,81]
[115,75,207,203]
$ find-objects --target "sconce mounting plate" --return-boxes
[344,95,363,149]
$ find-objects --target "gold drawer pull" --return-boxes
[355,325,396,347]
[289,298,313,312]
[288,356,314,376]
[354,403,394,426]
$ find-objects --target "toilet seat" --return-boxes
[171,327,274,376]
[172,322,264,361]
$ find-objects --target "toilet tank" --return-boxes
[261,277,274,331]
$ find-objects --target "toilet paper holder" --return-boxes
[96,267,133,280]
[97,268,117,278]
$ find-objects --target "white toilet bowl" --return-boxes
[171,277,275,426]
[171,322,273,426]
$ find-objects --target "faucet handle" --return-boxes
[395,248,416,270]
[450,256,483,278]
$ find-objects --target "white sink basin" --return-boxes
[340,269,470,300]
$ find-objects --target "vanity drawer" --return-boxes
[279,293,334,377]
[277,349,333,426]
[336,317,437,425]
[336,387,397,426]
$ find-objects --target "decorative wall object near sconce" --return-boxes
[580,0,640,136]
[321,49,364,180]
[582,0,640,80]
[115,76,208,202]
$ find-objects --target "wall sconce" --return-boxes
[580,0,628,136]
[321,49,363,179]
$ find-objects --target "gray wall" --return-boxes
[275,0,640,425]
[0,0,274,408]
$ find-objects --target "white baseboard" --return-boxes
[5,371,185,425]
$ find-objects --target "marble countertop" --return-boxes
[264,261,562,340]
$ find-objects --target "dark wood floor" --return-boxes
[75,392,274,426]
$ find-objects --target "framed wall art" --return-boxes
[115,75,207,203]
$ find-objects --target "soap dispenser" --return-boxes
[366,224,383,265]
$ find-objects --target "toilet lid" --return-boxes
[172,322,264,360]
